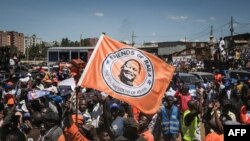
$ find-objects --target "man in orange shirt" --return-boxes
[240,99,250,124]
[64,114,89,141]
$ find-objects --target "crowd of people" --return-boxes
[169,38,250,73]
[0,45,250,141]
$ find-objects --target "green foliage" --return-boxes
[53,41,60,47]
[60,37,81,47]
[27,43,48,60]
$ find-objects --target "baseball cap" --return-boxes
[7,97,14,105]
[110,103,120,109]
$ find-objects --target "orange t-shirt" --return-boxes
[205,132,223,141]
[65,124,89,141]
[141,130,154,141]
[240,105,250,124]
[132,106,140,122]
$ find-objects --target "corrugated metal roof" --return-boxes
[158,45,186,55]
[234,40,249,44]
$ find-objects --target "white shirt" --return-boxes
[91,103,103,128]
[9,58,15,66]
[219,39,226,55]
[219,39,225,49]
[44,85,58,94]
[227,89,231,99]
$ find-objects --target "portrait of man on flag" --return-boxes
[119,59,141,87]
[78,34,175,115]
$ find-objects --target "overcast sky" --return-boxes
[1,0,250,44]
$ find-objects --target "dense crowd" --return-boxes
[0,45,250,141]
[170,38,250,73]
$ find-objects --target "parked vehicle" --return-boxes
[214,69,250,81]
[0,70,10,83]
[226,70,250,81]
[0,70,28,83]
[190,72,214,83]
[173,73,201,96]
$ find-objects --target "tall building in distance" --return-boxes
[0,31,11,47]
[0,31,24,53]
[24,34,43,48]
[24,34,43,53]
[83,38,98,46]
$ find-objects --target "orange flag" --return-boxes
[78,34,175,114]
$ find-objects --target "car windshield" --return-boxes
[229,71,250,80]
[201,75,214,81]
[181,75,200,84]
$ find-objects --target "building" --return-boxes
[186,41,210,60]
[158,41,186,56]
[43,41,56,47]
[0,31,11,47]
[157,41,209,61]
[82,38,98,46]
[0,31,24,53]
[8,31,25,53]
[47,47,95,65]
[25,34,43,53]
[135,42,158,55]
[224,33,250,53]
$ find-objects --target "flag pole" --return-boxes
[77,34,105,86]
[75,86,80,127]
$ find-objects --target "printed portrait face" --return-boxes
[120,59,141,85]
[102,48,154,97]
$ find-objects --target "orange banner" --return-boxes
[78,35,175,114]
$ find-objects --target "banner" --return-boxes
[28,90,50,100]
[78,35,175,114]
[58,77,76,91]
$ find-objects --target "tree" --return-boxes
[60,37,82,47]
[61,38,70,47]
[53,41,60,47]
[27,43,48,60]
[80,39,84,46]
[74,41,80,46]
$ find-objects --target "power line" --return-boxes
[234,20,250,25]
[213,22,230,33]
[137,26,211,39]
[188,31,210,41]
[132,21,233,42]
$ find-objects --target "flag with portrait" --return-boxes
[78,34,175,114]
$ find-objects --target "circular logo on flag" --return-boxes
[101,48,154,97]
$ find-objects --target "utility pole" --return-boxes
[80,34,82,47]
[230,16,234,37]
[209,25,214,44]
[131,32,136,46]
[27,47,29,63]
[210,25,213,37]
[209,25,215,60]
[229,16,234,55]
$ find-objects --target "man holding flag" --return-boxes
[78,34,175,115]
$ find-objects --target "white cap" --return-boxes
[21,103,29,113]
[20,77,30,83]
